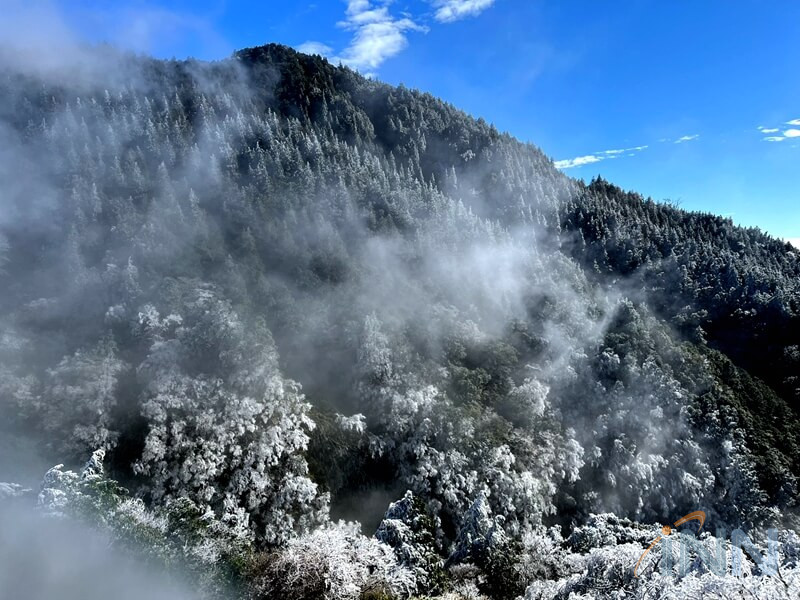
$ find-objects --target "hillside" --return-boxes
[0,43,798,599]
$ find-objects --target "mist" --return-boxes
[0,504,198,600]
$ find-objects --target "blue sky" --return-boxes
[10,0,800,243]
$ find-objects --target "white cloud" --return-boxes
[333,0,427,74]
[674,134,699,144]
[786,237,800,249]
[296,41,333,56]
[757,122,800,142]
[554,155,603,169]
[601,145,647,155]
[431,0,496,23]
[554,145,648,169]
[310,0,496,76]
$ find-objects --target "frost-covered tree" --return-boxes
[376,490,446,593]
[133,291,327,544]
[250,521,415,600]
[35,337,127,457]
[135,373,325,544]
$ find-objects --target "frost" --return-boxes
[252,521,416,599]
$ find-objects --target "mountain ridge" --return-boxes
[1,41,799,599]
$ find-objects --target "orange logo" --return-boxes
[634,510,706,577]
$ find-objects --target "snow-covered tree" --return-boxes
[133,290,327,544]
[251,521,415,600]
[36,337,127,456]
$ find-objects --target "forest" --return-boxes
[0,43,799,599]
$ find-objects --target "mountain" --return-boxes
[0,43,798,599]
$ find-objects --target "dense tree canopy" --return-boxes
[1,43,798,599]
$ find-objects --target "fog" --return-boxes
[0,504,198,600]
